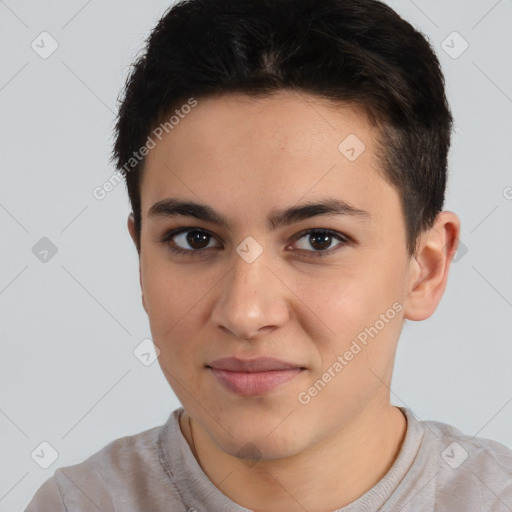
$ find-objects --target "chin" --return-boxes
[225,435,305,463]
[204,411,308,461]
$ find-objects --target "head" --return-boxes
[113,0,460,459]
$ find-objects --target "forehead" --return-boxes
[140,90,399,229]
[146,90,376,167]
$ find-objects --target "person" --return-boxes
[25,0,512,510]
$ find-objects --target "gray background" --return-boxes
[0,1,511,510]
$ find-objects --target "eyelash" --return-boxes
[160,227,350,259]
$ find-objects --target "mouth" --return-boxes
[206,357,306,396]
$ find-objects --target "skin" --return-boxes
[127,89,460,511]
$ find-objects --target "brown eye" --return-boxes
[308,232,333,251]
[161,228,221,255]
[183,230,211,249]
[292,229,349,256]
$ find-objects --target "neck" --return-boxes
[179,402,407,512]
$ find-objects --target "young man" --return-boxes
[26,0,512,510]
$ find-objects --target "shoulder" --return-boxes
[25,414,181,512]
[423,415,512,471]
[417,413,512,510]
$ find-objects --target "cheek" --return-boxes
[140,255,207,360]
[141,245,199,319]
[290,256,405,371]
[291,266,384,335]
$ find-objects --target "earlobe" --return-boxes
[403,211,461,321]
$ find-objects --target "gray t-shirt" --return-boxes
[25,407,512,511]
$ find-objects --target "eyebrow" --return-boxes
[147,197,370,230]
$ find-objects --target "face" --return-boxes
[133,90,416,460]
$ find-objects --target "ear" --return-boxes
[127,212,140,253]
[127,213,147,313]
[403,211,461,321]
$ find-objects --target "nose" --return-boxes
[210,245,290,340]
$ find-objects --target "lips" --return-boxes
[208,357,302,372]
[207,357,305,396]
